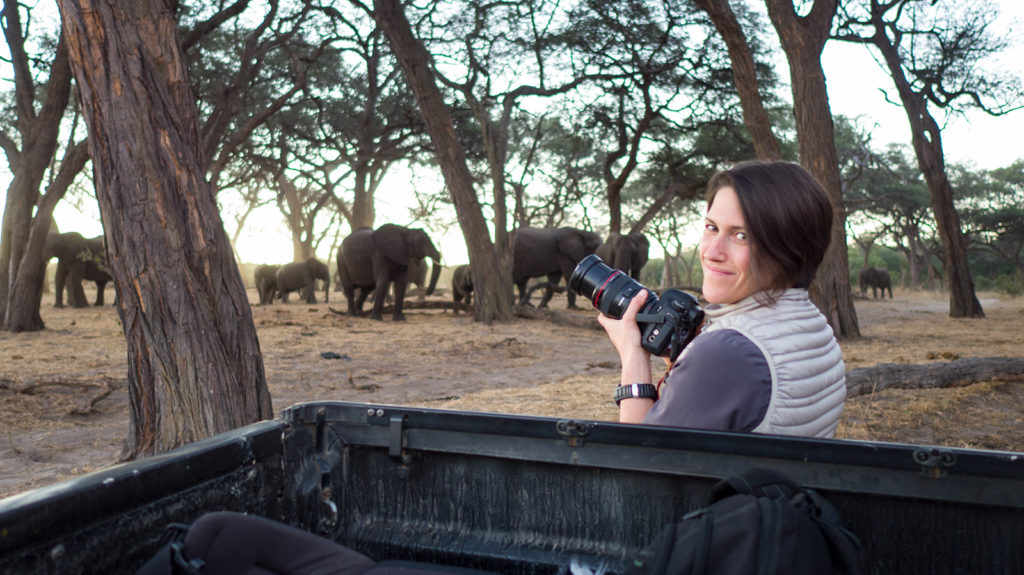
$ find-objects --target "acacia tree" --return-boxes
[834,1,1020,317]
[0,2,89,332]
[372,0,513,323]
[57,0,272,458]
[569,0,741,236]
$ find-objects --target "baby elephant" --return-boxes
[451,264,474,312]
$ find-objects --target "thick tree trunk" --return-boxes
[374,0,514,324]
[57,0,273,459]
[871,33,983,318]
[694,0,783,161]
[765,0,860,339]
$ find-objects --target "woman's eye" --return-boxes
[734,231,748,242]
[705,223,718,233]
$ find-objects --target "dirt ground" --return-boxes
[1,286,1023,499]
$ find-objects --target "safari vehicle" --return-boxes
[1,400,1023,574]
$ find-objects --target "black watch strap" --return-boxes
[614,383,658,406]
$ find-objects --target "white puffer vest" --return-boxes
[698,289,846,438]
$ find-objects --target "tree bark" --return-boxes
[57,0,273,459]
[765,0,860,338]
[373,0,514,324]
[694,0,783,161]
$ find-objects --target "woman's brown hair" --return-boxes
[706,161,833,304]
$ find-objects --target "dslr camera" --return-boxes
[569,254,704,362]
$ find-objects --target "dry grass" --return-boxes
[1,286,1022,498]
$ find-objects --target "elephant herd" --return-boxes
[255,225,650,321]
[39,225,653,321]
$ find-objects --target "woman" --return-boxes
[598,161,846,438]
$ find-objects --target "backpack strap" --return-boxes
[710,467,801,502]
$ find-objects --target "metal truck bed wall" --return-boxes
[2,401,1024,574]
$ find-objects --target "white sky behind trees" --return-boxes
[3,0,1022,267]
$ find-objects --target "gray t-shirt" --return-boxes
[643,329,771,432]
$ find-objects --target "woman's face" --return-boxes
[700,186,760,304]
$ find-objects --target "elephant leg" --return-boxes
[343,284,358,315]
[305,278,317,304]
[54,262,68,308]
[68,264,88,308]
[94,281,107,306]
[369,280,390,321]
[354,288,370,315]
[392,279,409,322]
[538,273,560,309]
[516,280,532,307]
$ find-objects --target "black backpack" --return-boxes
[628,468,862,575]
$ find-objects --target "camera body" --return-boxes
[569,254,704,361]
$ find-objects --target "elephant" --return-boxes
[859,266,893,299]
[276,258,329,304]
[43,232,112,308]
[512,226,603,309]
[254,264,280,305]
[594,232,650,281]
[451,264,474,311]
[337,223,442,321]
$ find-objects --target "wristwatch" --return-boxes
[614,383,658,406]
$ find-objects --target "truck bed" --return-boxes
[2,401,1023,574]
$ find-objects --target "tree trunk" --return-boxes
[374,0,514,324]
[694,0,783,161]
[871,34,983,318]
[0,17,77,328]
[57,0,273,459]
[765,0,860,339]
[4,141,90,332]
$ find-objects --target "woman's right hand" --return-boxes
[597,290,653,384]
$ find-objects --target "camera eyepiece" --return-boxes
[569,254,704,361]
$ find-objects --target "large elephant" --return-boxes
[595,232,650,281]
[254,264,280,305]
[451,264,474,311]
[43,232,112,308]
[859,266,893,299]
[276,258,329,304]
[337,224,442,321]
[512,227,603,309]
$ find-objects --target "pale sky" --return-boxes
[4,2,1023,267]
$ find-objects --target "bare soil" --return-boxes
[2,287,1023,499]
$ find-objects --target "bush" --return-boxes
[994,273,1024,296]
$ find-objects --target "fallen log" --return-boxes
[327,300,472,316]
[845,357,1024,397]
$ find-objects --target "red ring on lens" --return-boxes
[592,270,624,309]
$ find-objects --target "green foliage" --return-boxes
[993,273,1024,296]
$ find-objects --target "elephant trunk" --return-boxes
[426,256,441,296]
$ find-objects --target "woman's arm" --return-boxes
[597,290,655,423]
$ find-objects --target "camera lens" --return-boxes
[569,254,647,318]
